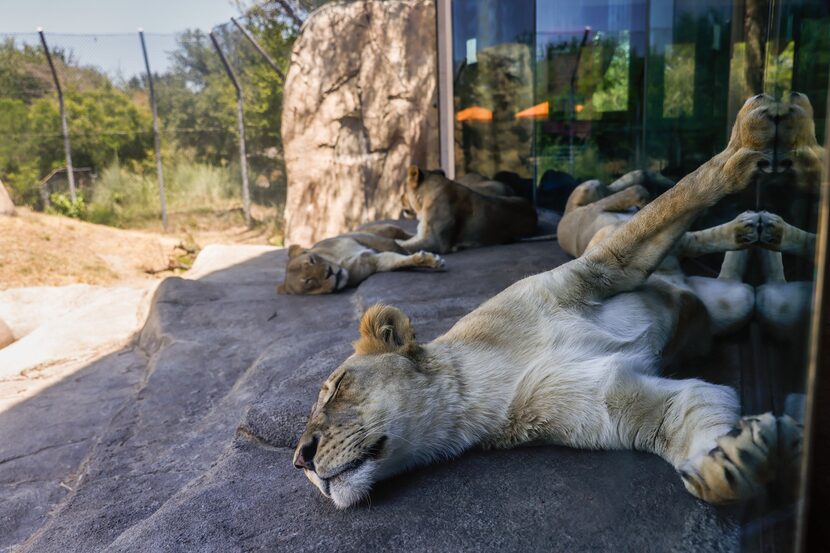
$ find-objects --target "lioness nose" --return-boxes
[293,435,319,471]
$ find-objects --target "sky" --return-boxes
[0,0,242,79]
[0,0,240,34]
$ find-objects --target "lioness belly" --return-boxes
[591,286,682,363]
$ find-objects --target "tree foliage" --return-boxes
[0,2,328,212]
[0,39,153,203]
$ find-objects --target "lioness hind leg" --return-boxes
[590,185,650,212]
[607,169,674,193]
[575,95,778,301]
[677,413,803,504]
[718,251,750,281]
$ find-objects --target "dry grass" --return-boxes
[0,205,282,290]
[129,202,284,246]
[0,208,178,289]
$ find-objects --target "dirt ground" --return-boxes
[0,206,280,290]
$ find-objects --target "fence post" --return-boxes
[38,28,76,203]
[230,17,285,82]
[210,31,252,228]
[138,29,169,230]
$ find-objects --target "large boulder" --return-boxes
[281,0,439,246]
[0,179,15,216]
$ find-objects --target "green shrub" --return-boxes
[47,192,87,219]
[88,160,240,227]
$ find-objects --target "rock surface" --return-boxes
[0,179,15,216]
[281,0,440,247]
[2,236,740,552]
[0,284,157,382]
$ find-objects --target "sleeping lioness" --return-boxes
[397,167,537,254]
[277,223,445,295]
[292,94,810,508]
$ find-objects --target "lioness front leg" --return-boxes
[604,372,800,504]
[397,223,452,254]
[675,211,760,257]
[678,413,803,504]
[758,211,816,257]
[373,251,446,272]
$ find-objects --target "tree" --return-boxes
[0,38,152,204]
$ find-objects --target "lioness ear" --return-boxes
[354,304,418,356]
[287,245,304,259]
[407,165,424,188]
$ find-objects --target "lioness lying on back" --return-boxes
[277,223,445,295]
[398,167,537,254]
[292,93,812,508]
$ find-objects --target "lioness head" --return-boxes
[277,245,349,295]
[293,305,437,508]
[399,189,416,219]
[400,166,450,219]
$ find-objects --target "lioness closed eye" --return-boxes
[294,94,805,508]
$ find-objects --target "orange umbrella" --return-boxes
[515,101,550,120]
[456,106,493,122]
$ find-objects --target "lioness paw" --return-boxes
[721,149,771,194]
[621,184,651,208]
[677,413,801,504]
[731,211,760,246]
[413,251,446,270]
[758,211,784,248]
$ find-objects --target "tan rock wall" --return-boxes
[282,0,439,246]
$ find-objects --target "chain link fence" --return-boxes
[0,15,291,238]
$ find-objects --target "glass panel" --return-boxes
[642,0,735,186]
[535,0,646,209]
[450,1,830,549]
[451,0,535,182]
[752,2,830,547]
